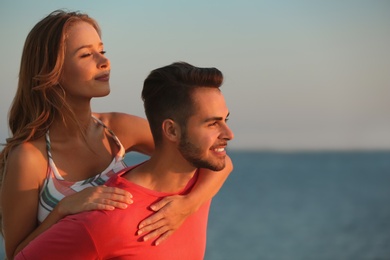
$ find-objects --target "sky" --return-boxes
[0,0,389,151]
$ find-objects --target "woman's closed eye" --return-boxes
[80,50,106,58]
[80,52,92,58]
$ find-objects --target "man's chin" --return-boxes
[207,161,226,172]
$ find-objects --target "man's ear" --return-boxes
[162,119,180,142]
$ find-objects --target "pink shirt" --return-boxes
[16,166,210,260]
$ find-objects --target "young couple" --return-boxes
[1,10,234,260]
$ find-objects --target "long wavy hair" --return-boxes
[0,10,101,187]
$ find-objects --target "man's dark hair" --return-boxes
[142,62,223,145]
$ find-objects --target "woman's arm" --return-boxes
[105,112,234,245]
[137,155,233,245]
[1,143,46,259]
[1,143,133,259]
[100,112,154,156]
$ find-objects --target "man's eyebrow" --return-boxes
[205,117,223,122]
[204,112,230,122]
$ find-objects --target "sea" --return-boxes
[1,150,390,260]
[204,150,390,260]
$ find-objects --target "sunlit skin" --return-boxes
[127,87,234,246]
[2,19,233,259]
[48,21,117,182]
[124,87,233,207]
[178,87,234,172]
[61,21,111,104]
[1,21,134,259]
[130,88,234,244]
[10,83,233,258]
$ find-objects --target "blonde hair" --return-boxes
[0,10,101,185]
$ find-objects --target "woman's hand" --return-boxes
[137,195,195,245]
[135,155,232,246]
[56,185,133,217]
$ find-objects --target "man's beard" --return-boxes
[178,133,225,171]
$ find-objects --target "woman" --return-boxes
[0,10,232,259]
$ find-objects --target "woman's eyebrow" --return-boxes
[74,42,103,54]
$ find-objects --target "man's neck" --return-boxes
[123,151,197,193]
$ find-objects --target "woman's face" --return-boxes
[60,21,111,102]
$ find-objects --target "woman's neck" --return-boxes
[49,109,95,140]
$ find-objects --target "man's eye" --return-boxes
[100,50,106,55]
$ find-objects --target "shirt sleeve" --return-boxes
[15,216,99,260]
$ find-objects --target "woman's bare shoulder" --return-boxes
[5,138,47,186]
[93,112,148,131]
[8,138,46,162]
[92,112,153,154]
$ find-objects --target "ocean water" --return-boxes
[205,151,390,260]
[1,151,390,259]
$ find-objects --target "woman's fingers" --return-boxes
[138,218,172,245]
[138,217,167,236]
[87,186,133,209]
[136,195,193,245]
[98,187,133,204]
[58,186,133,215]
[153,231,173,246]
[148,196,172,211]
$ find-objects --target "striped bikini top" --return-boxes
[37,116,128,223]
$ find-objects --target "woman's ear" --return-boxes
[162,119,180,142]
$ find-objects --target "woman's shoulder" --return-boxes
[92,112,148,132]
[8,138,46,162]
[5,138,47,184]
[92,112,153,154]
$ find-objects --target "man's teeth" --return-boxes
[214,148,225,152]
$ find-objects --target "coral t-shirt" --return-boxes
[16,166,211,260]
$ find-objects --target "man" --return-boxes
[15,62,234,260]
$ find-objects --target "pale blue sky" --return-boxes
[1,0,389,150]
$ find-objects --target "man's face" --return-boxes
[178,87,234,171]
